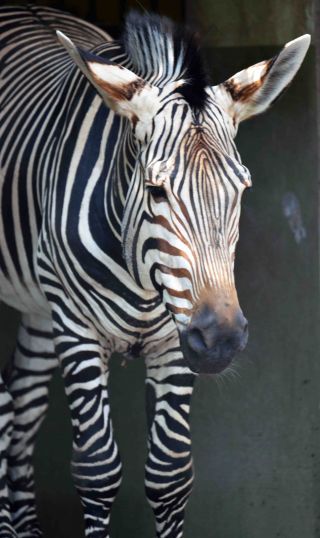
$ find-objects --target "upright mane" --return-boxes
[121,11,209,110]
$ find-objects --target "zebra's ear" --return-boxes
[56,31,160,136]
[213,34,310,130]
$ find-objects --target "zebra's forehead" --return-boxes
[144,132,251,191]
[144,104,251,186]
[150,93,239,156]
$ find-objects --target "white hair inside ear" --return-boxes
[56,30,161,139]
[212,34,311,130]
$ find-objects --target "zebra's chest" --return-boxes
[40,213,170,347]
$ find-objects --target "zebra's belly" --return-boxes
[0,273,50,317]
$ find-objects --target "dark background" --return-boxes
[1,1,319,537]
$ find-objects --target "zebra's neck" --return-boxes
[104,120,138,258]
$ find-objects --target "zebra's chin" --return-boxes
[185,355,233,375]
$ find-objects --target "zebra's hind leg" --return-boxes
[145,339,196,538]
[4,314,58,537]
[0,374,17,537]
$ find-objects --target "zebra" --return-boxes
[0,4,310,537]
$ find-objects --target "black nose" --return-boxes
[182,303,248,374]
[187,305,248,354]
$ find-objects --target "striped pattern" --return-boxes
[0,5,308,538]
[0,373,15,537]
[2,315,57,537]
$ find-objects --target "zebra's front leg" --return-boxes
[0,375,16,537]
[3,314,58,538]
[53,316,122,538]
[145,343,196,538]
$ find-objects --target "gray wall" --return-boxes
[0,3,319,538]
[186,0,314,46]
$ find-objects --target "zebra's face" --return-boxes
[60,31,310,374]
[122,95,251,373]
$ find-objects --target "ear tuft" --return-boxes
[284,34,311,60]
[56,30,84,70]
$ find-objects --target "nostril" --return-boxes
[187,327,207,354]
[223,337,235,353]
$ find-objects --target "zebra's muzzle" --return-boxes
[180,300,248,374]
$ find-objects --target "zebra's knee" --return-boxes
[71,441,123,505]
[145,449,194,512]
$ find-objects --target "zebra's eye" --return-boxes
[146,185,167,201]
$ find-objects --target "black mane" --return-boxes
[121,11,209,110]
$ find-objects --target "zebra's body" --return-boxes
[0,4,310,537]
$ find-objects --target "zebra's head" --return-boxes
[58,14,310,374]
